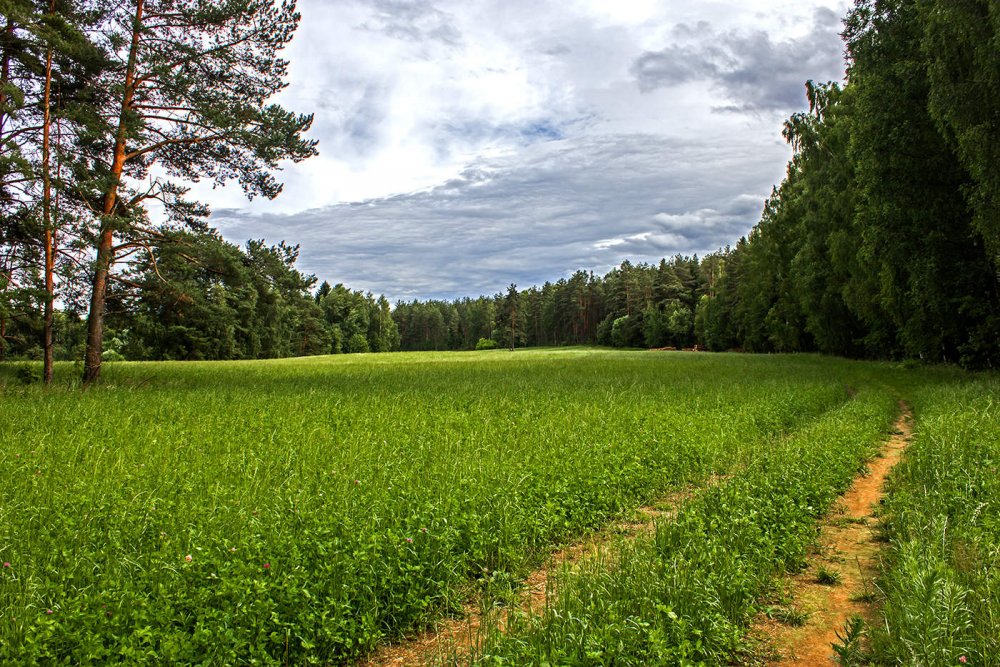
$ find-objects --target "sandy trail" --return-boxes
[751,402,913,664]
[364,403,915,667]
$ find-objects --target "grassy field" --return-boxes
[0,349,994,665]
[472,386,897,665]
[869,376,1000,664]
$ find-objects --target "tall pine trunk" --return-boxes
[82,0,144,385]
[0,18,12,142]
[1,18,14,364]
[42,0,55,385]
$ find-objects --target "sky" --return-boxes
[203,0,851,301]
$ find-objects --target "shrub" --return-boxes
[16,364,41,385]
[475,337,498,350]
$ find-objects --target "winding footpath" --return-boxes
[752,402,913,664]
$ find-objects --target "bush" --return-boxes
[611,315,632,348]
[16,364,41,385]
[475,337,498,350]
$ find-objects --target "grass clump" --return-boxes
[832,614,867,665]
[816,565,843,586]
[766,604,810,627]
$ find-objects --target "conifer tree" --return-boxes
[0,0,103,379]
[80,0,316,384]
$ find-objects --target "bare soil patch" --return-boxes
[750,402,913,665]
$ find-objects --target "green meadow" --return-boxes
[1,350,997,665]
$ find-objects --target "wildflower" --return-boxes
[45,609,53,615]
[229,547,237,553]
[960,658,968,664]
[405,537,413,544]
[2,562,10,568]
[185,554,193,562]
[420,527,428,534]
[354,479,361,485]
[263,563,271,570]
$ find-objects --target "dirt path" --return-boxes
[360,478,723,667]
[751,402,913,665]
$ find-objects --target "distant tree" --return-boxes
[369,295,399,352]
[496,283,525,350]
[642,305,667,348]
[315,280,331,302]
[346,331,368,354]
[610,315,631,348]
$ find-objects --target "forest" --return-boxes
[2,0,998,373]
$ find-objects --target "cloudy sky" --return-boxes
[204,0,851,301]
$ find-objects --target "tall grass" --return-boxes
[871,376,1000,665]
[0,350,861,664]
[471,388,898,665]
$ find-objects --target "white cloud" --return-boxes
[194,0,851,299]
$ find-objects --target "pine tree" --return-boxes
[0,0,104,378]
[80,0,317,384]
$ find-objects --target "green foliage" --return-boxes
[832,614,867,666]
[870,376,1000,664]
[475,337,497,350]
[919,0,1000,272]
[474,383,897,665]
[0,350,880,664]
[391,258,718,352]
[767,604,810,627]
[816,565,842,586]
[691,1,1000,368]
[494,283,526,350]
[346,332,370,354]
[15,363,40,385]
[610,314,632,347]
[113,230,324,361]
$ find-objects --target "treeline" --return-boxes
[0,232,722,360]
[4,0,998,372]
[699,0,1000,367]
[1,227,400,362]
[393,0,1000,366]
[392,257,723,352]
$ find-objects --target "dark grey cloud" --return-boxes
[212,134,786,301]
[632,7,845,112]
[357,0,462,46]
